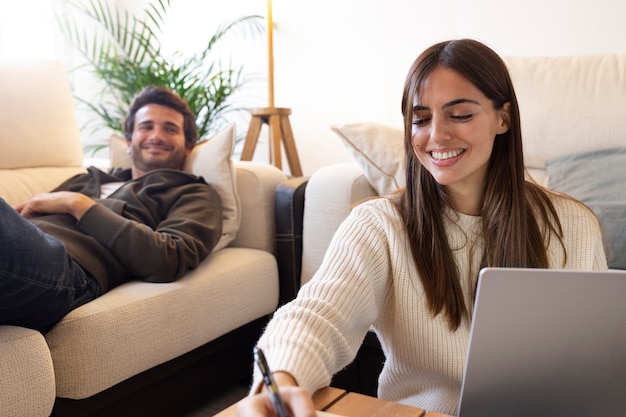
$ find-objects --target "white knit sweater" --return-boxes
[255,193,607,416]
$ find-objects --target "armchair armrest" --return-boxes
[301,163,376,284]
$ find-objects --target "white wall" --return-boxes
[165,0,626,175]
[265,0,626,174]
[3,0,625,174]
[0,1,60,58]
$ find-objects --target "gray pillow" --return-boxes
[546,147,626,269]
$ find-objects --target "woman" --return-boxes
[237,39,607,416]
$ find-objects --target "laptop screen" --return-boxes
[457,268,626,417]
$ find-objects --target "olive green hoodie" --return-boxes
[31,167,222,292]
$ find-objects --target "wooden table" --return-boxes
[214,386,453,417]
[320,388,451,417]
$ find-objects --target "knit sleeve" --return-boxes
[253,199,396,394]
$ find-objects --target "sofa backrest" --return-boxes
[0,59,85,205]
[505,53,626,185]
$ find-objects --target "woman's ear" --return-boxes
[497,102,511,134]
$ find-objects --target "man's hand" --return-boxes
[14,192,96,220]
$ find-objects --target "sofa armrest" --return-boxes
[231,161,288,253]
[0,326,55,417]
[301,162,377,285]
[275,176,309,305]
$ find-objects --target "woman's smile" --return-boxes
[430,148,466,163]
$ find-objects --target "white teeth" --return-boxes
[431,149,464,160]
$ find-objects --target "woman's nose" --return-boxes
[430,116,451,143]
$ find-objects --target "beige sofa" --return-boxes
[278,52,626,394]
[0,59,288,417]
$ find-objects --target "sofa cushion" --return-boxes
[547,147,626,269]
[45,247,280,400]
[331,123,405,195]
[0,326,55,417]
[0,167,88,206]
[110,124,241,251]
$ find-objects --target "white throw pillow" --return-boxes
[109,124,241,251]
[331,123,405,195]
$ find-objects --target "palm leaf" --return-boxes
[56,0,263,143]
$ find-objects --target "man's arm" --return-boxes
[76,182,222,283]
[15,192,96,220]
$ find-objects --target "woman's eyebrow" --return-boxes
[443,98,480,108]
[413,98,480,112]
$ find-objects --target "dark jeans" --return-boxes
[0,198,100,333]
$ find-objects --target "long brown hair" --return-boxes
[394,39,564,330]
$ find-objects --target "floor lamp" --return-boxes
[239,0,303,177]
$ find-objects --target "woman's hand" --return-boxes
[236,372,316,417]
[236,385,317,417]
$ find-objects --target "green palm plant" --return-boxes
[55,0,263,147]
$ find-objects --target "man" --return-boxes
[0,86,222,333]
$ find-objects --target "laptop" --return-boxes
[458,268,626,417]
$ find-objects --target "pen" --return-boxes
[254,346,291,417]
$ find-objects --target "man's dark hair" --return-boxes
[123,86,198,149]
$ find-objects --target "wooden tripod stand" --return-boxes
[240,107,302,177]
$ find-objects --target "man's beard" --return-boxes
[130,142,188,173]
